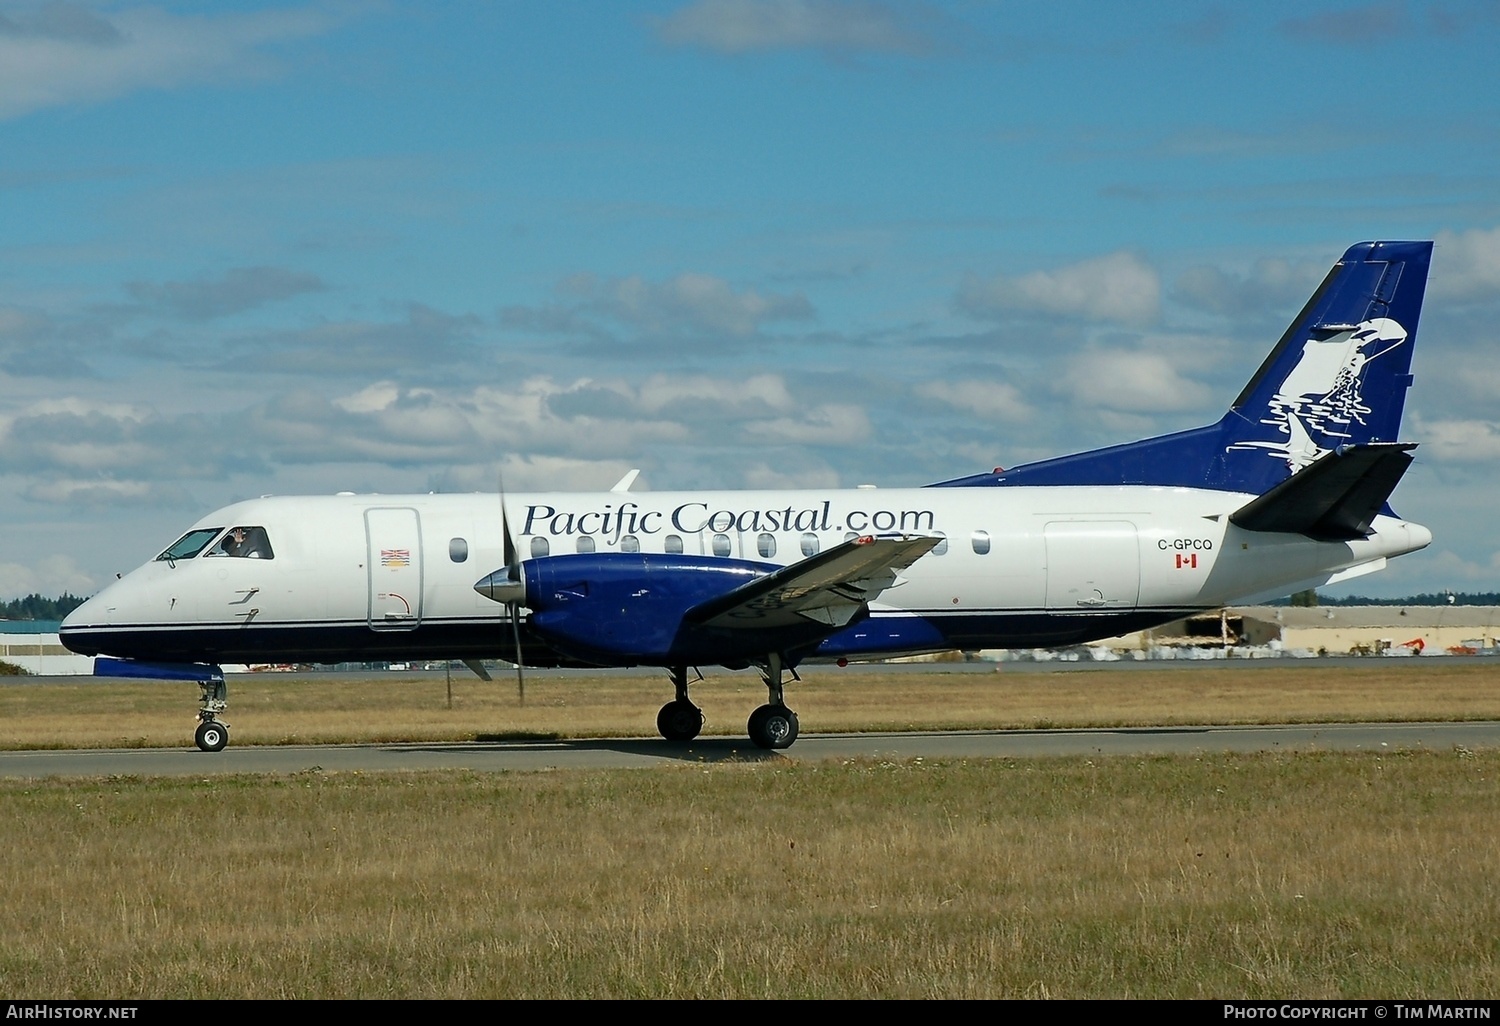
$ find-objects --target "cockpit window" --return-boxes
[156,528,222,562]
[205,526,275,559]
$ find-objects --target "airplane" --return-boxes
[61,240,1435,752]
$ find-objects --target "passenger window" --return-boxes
[665,535,684,554]
[449,537,469,562]
[844,532,860,543]
[621,535,640,553]
[801,533,819,556]
[156,528,222,562]
[932,533,948,556]
[757,533,777,558]
[530,536,550,558]
[971,530,991,555]
[712,534,731,557]
[207,526,275,560]
[576,536,596,554]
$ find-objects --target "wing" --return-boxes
[684,534,941,630]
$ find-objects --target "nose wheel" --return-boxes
[196,674,230,752]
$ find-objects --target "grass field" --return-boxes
[2,660,1497,998]
[2,659,1499,750]
[0,750,1495,998]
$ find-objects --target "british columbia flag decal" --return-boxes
[380,549,411,567]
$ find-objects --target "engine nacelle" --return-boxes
[519,553,774,664]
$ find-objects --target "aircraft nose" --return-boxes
[59,594,106,655]
[61,594,100,631]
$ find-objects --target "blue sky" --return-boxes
[2,0,1498,600]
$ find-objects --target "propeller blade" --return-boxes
[499,467,525,706]
[510,602,525,707]
[499,469,518,574]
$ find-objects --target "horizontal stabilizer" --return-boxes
[686,534,941,631]
[1229,443,1416,540]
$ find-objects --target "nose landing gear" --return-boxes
[196,674,230,752]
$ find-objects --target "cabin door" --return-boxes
[365,507,424,631]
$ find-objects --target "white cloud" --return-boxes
[1173,256,1327,316]
[958,251,1161,326]
[656,0,935,55]
[126,266,326,319]
[1416,548,1500,586]
[1432,226,1500,301]
[0,553,97,602]
[742,403,871,445]
[528,272,815,341]
[238,373,870,472]
[0,395,150,433]
[334,382,403,415]
[21,478,193,507]
[741,461,841,489]
[1060,349,1213,414]
[436,454,643,494]
[0,4,332,120]
[915,379,1033,423]
[1410,417,1500,464]
[634,373,795,414]
[236,304,482,377]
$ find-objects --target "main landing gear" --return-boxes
[656,665,705,742]
[747,653,798,750]
[653,658,801,749]
[196,675,230,752]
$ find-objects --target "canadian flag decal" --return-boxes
[1175,553,1198,569]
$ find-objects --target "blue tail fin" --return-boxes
[933,240,1432,496]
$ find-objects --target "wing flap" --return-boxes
[1229,442,1416,540]
[685,535,941,630]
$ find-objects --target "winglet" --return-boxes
[1228,443,1416,540]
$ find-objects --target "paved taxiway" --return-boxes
[1,720,1496,777]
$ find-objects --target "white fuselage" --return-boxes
[60,485,1431,666]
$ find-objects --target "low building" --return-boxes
[0,622,94,675]
[1105,606,1500,657]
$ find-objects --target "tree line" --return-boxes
[0,593,88,621]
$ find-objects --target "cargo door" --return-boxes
[1044,521,1140,610]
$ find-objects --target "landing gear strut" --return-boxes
[748,653,799,750]
[656,665,704,742]
[196,674,229,752]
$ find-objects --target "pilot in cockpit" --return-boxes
[213,527,273,559]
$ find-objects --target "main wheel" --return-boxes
[747,704,799,750]
[195,720,229,753]
[657,700,704,742]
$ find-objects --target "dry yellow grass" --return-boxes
[1,659,1498,750]
[0,750,1495,998]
